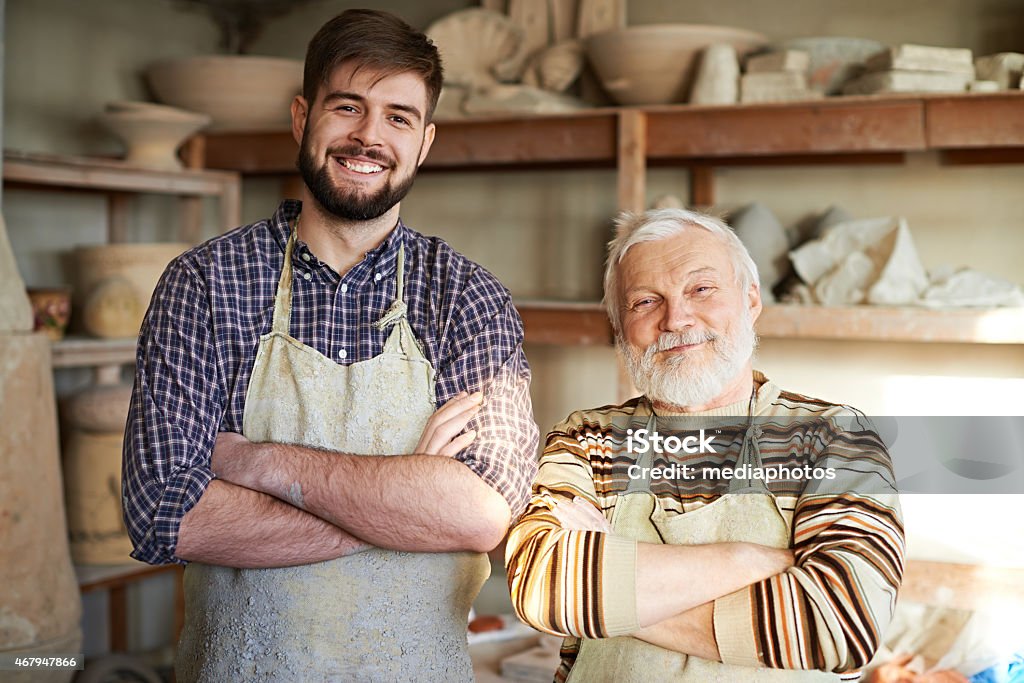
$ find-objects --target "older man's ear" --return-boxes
[748,282,764,323]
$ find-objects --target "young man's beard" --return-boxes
[297,136,420,222]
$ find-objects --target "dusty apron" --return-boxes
[176,226,490,682]
[566,404,834,682]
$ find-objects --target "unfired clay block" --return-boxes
[690,44,739,105]
[746,49,809,74]
[462,84,587,115]
[843,70,971,95]
[0,215,32,333]
[740,71,822,103]
[865,44,974,75]
[974,52,1024,90]
[968,80,1000,93]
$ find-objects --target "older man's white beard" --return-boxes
[621,309,758,410]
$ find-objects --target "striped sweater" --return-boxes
[505,372,904,681]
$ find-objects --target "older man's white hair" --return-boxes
[602,208,759,333]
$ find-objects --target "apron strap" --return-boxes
[728,387,771,494]
[624,412,659,495]
[373,243,408,330]
[271,220,298,335]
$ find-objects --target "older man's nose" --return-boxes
[661,298,695,332]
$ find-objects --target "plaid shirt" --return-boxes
[123,200,539,565]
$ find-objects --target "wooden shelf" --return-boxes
[197,92,1024,173]
[51,336,136,368]
[76,561,180,594]
[516,301,1024,346]
[3,150,240,197]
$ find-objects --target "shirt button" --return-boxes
[374,273,383,282]
[338,348,347,359]
[340,283,349,294]
[301,252,311,262]
[303,271,312,281]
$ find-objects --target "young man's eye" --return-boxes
[390,115,410,125]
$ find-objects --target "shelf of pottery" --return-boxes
[195,92,1024,348]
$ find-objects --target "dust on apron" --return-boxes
[176,223,490,682]
[566,396,835,682]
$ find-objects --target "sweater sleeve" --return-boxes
[713,424,905,673]
[505,413,641,638]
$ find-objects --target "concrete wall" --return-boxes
[3,0,1024,655]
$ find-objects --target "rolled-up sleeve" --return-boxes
[436,275,539,519]
[713,426,905,673]
[505,415,641,639]
[122,258,224,565]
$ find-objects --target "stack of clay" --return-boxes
[974,52,1024,90]
[843,44,978,95]
[426,0,613,117]
[740,49,823,103]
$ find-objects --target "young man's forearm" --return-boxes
[175,479,372,568]
[235,442,510,553]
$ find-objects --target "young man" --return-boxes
[506,208,904,681]
[122,10,538,681]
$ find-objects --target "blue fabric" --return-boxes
[971,653,1024,683]
[123,199,539,564]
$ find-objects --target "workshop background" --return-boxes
[1,0,1022,681]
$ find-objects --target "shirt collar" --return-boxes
[267,199,408,286]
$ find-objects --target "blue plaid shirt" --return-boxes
[123,200,539,565]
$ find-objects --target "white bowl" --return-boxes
[146,55,302,131]
[586,24,767,105]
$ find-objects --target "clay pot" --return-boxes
[74,243,189,338]
[146,55,302,131]
[585,24,767,105]
[62,382,135,565]
[26,287,72,340]
[100,101,210,170]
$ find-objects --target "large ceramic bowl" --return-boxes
[146,55,302,131]
[586,24,767,105]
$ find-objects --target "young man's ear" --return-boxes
[291,95,309,146]
[417,122,436,167]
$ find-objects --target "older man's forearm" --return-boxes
[175,480,371,568]
[507,514,792,639]
[242,442,511,553]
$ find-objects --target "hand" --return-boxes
[736,541,795,579]
[415,391,482,457]
[210,431,256,488]
[551,496,612,533]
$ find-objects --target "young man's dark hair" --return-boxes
[302,9,444,120]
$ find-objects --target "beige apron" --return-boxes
[176,226,490,682]
[566,406,834,682]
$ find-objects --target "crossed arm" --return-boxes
[176,392,501,566]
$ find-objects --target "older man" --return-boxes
[505,208,904,682]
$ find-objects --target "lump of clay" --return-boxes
[729,202,789,302]
[922,268,1024,308]
[426,9,524,89]
[522,40,585,93]
[462,85,587,116]
[690,44,739,105]
[788,205,852,249]
[790,217,928,306]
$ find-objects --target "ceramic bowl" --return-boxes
[146,55,302,131]
[586,24,767,105]
[100,102,210,170]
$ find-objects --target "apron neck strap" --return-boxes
[372,243,409,331]
[271,219,298,335]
